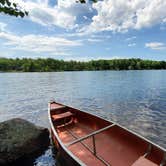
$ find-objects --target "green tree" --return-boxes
[0,0,28,17]
[77,0,97,3]
[0,58,166,72]
[0,0,97,17]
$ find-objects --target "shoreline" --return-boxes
[0,69,166,73]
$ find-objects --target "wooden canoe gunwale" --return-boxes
[48,101,166,166]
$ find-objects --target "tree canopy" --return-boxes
[0,0,28,17]
[0,0,97,17]
[78,0,97,3]
[0,58,165,72]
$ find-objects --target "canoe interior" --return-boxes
[50,102,165,166]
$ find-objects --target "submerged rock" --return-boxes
[0,118,50,165]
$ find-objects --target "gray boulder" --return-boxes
[0,118,50,165]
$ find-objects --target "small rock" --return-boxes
[0,118,50,165]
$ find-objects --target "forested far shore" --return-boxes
[0,58,166,72]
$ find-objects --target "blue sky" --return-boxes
[0,0,166,61]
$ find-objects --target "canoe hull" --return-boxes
[51,129,81,166]
[48,101,166,166]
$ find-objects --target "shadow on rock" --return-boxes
[0,118,50,166]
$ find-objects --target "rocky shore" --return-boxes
[0,118,50,165]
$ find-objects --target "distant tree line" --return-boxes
[0,58,166,72]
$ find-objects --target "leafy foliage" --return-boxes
[0,0,28,17]
[77,0,97,3]
[0,0,96,17]
[0,58,165,72]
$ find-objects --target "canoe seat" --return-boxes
[52,111,74,121]
[132,156,158,166]
[50,105,66,111]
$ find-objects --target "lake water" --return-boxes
[0,70,166,165]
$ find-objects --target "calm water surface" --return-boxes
[0,70,166,165]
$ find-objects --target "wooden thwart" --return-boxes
[66,125,111,166]
[66,123,115,147]
[65,127,110,166]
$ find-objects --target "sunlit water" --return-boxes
[0,70,166,165]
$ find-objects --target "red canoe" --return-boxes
[48,101,166,166]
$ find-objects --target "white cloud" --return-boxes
[2,0,166,44]
[126,36,136,41]
[62,55,125,61]
[80,0,166,34]
[83,16,88,20]
[10,0,74,29]
[135,0,166,29]
[0,32,82,55]
[58,0,78,8]
[6,0,166,34]
[87,38,103,42]
[0,22,7,32]
[10,0,93,30]
[128,43,136,47]
[30,6,76,29]
[145,42,166,50]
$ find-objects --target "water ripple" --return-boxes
[0,70,166,165]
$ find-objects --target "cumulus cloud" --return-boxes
[6,0,166,34]
[30,6,76,29]
[10,0,93,29]
[0,32,82,55]
[8,0,166,34]
[13,0,77,29]
[79,0,166,34]
[145,42,166,50]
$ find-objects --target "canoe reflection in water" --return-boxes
[48,101,166,166]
